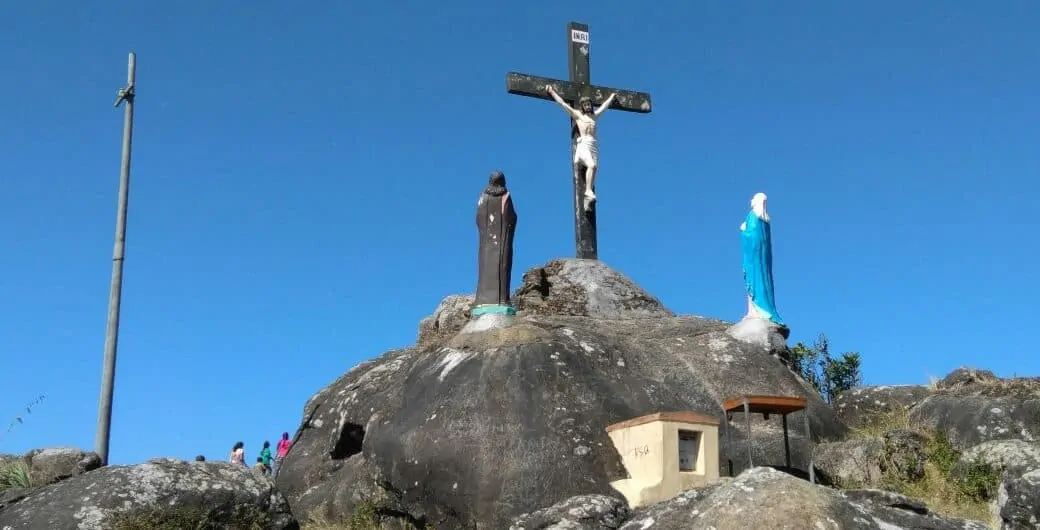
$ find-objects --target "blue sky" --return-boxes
[1,2,1037,465]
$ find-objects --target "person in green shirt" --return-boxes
[259,441,274,476]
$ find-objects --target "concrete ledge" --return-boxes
[607,411,720,433]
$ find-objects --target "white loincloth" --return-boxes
[573,135,598,168]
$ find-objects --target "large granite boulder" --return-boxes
[813,429,927,488]
[0,447,101,488]
[953,440,1040,529]
[0,458,298,529]
[999,468,1040,530]
[519,467,988,529]
[832,385,932,429]
[909,368,1040,451]
[276,259,846,528]
[416,294,474,349]
[512,259,674,319]
[0,447,104,513]
[813,437,886,487]
[956,439,1040,479]
[509,494,630,530]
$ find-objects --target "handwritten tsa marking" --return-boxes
[570,29,589,45]
[631,445,650,458]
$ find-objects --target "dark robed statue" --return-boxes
[473,171,518,316]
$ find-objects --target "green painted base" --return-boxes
[471,304,517,317]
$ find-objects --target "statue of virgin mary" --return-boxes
[740,192,784,326]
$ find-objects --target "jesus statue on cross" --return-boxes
[546,85,616,204]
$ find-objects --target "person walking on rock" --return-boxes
[274,432,291,475]
[229,441,246,466]
[259,441,274,476]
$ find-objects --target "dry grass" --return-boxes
[301,501,381,530]
[893,461,994,523]
[302,516,372,530]
[925,373,941,391]
[0,459,35,491]
[109,505,271,530]
[847,407,914,440]
[843,408,998,526]
[301,501,436,530]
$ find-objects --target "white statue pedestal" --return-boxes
[459,312,516,334]
[726,317,790,351]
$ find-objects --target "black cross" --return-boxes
[506,21,652,260]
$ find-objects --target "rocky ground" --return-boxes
[0,452,297,529]
[512,467,991,530]
[819,367,1040,529]
[0,259,1037,529]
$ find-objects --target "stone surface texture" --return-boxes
[999,468,1040,530]
[416,294,474,349]
[521,467,989,529]
[0,447,101,488]
[813,430,927,488]
[831,384,932,429]
[909,370,1040,451]
[509,493,630,530]
[833,372,1040,530]
[0,458,298,529]
[275,259,845,528]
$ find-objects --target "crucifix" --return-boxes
[506,21,652,260]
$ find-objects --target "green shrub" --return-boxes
[956,458,1001,502]
[922,431,1000,502]
[842,414,997,524]
[788,334,862,403]
[923,430,960,474]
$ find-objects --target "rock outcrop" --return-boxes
[955,439,1040,530]
[813,429,927,488]
[0,447,101,489]
[0,447,104,513]
[822,370,1040,530]
[908,370,1040,451]
[277,259,845,528]
[832,384,931,429]
[999,468,1040,530]
[416,294,474,349]
[509,494,630,530]
[0,458,298,529]
[514,467,989,529]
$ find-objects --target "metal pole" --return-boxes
[782,413,791,468]
[743,399,753,469]
[804,412,816,484]
[95,52,136,465]
[724,412,733,476]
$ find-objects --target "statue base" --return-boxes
[460,311,516,335]
[726,317,790,351]
[471,304,517,317]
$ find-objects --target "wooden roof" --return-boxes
[722,395,807,415]
[605,411,720,433]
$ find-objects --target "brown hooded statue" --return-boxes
[473,171,517,316]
